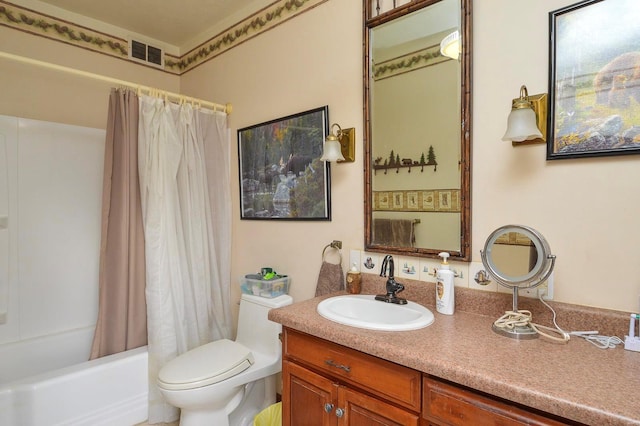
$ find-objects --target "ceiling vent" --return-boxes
[129,39,164,69]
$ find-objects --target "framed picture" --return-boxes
[238,106,331,220]
[548,0,640,160]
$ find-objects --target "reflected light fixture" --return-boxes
[440,30,460,60]
[320,123,355,163]
[502,85,548,145]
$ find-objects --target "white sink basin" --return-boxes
[317,294,434,331]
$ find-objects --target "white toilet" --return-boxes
[157,293,293,426]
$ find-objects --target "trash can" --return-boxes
[253,402,282,426]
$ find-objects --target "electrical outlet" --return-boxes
[518,272,554,300]
[544,272,554,300]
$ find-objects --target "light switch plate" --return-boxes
[349,249,361,272]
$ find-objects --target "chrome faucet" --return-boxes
[375,255,407,305]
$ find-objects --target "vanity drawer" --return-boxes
[423,376,571,426]
[283,328,421,412]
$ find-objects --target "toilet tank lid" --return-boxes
[158,339,254,389]
[241,293,293,308]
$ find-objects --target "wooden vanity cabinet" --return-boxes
[282,328,420,426]
[282,328,577,426]
[422,376,576,426]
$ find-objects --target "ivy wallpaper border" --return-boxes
[0,1,131,60]
[170,0,328,73]
[373,44,448,81]
[0,0,327,75]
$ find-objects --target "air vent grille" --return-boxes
[129,39,164,69]
[131,40,147,61]
[147,45,163,66]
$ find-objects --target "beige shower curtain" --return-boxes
[90,88,147,359]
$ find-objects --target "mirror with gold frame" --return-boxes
[363,0,472,260]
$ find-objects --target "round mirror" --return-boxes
[480,225,556,340]
[481,225,554,290]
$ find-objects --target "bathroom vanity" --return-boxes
[282,328,571,425]
[269,278,640,426]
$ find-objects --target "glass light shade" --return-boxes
[440,30,460,60]
[502,107,542,142]
[320,139,345,162]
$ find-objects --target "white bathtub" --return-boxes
[0,327,148,426]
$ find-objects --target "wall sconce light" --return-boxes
[320,123,355,163]
[440,30,460,61]
[502,85,548,145]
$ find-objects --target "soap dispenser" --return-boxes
[436,252,455,315]
[346,263,362,294]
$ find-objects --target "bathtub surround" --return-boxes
[0,115,104,349]
[90,88,147,360]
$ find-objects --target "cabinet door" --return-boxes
[341,387,420,426]
[283,360,338,426]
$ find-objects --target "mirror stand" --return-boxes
[493,287,538,339]
[481,225,556,340]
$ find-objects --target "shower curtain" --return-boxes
[90,89,147,359]
[138,95,232,423]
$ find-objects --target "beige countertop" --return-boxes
[268,277,640,426]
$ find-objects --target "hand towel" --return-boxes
[315,261,345,297]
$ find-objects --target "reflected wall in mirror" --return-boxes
[364,0,472,260]
[481,225,555,290]
[491,232,538,281]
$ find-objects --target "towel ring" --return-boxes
[322,240,342,263]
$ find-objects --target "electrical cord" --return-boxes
[537,292,623,349]
[493,309,569,344]
[569,331,624,349]
[494,291,624,348]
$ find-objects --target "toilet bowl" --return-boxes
[157,293,293,426]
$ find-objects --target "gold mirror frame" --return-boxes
[363,0,472,261]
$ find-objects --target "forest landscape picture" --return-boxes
[238,106,331,220]
[548,0,640,159]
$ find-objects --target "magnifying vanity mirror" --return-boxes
[481,225,556,339]
[363,0,472,260]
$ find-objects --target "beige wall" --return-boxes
[2,0,639,313]
[183,0,640,313]
[0,26,180,129]
[180,0,364,308]
[472,0,639,312]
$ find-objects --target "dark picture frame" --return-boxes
[547,0,640,160]
[238,106,331,220]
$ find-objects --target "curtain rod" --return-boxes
[0,51,232,114]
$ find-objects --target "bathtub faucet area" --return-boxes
[375,255,407,305]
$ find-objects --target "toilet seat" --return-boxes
[158,339,254,391]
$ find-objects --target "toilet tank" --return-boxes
[236,294,293,355]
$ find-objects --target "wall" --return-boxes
[0,26,180,128]
[1,0,639,314]
[182,0,640,313]
[472,0,639,312]
[180,0,364,308]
